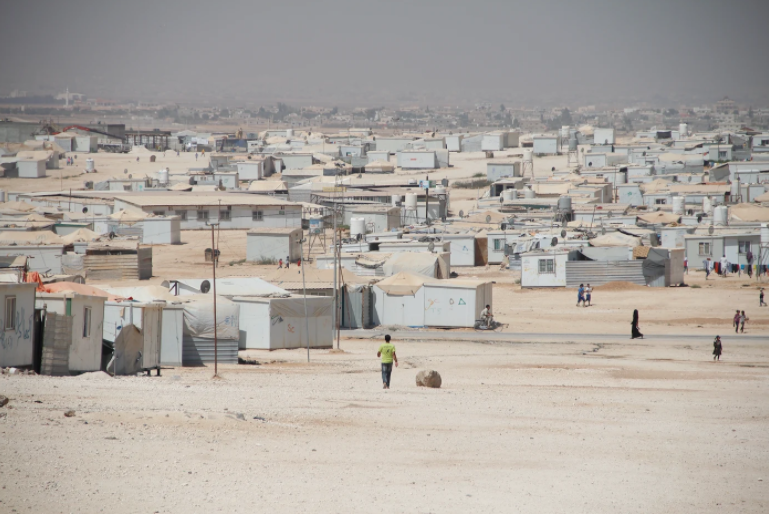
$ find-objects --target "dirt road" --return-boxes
[2,334,768,513]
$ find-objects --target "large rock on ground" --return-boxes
[0,395,8,408]
[416,370,442,388]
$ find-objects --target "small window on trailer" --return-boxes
[197,210,209,221]
[4,296,16,330]
[698,242,711,256]
[83,307,91,338]
[538,258,554,274]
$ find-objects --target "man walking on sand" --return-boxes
[377,334,398,389]
[703,257,711,279]
[720,255,728,277]
[761,288,766,307]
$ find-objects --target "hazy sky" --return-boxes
[2,0,768,107]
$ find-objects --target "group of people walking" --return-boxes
[576,284,592,307]
[65,156,75,166]
[733,310,749,333]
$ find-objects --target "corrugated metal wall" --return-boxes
[182,337,238,366]
[565,261,645,288]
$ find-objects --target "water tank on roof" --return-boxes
[391,194,401,207]
[523,187,535,199]
[561,126,571,139]
[405,193,418,210]
[568,136,578,152]
[502,189,517,202]
[557,195,572,212]
[350,217,366,238]
[434,185,446,195]
[286,128,293,138]
[714,205,728,226]
[522,150,533,163]
[679,123,688,138]
[85,158,94,172]
[702,196,713,215]
[157,168,169,186]
[672,196,685,215]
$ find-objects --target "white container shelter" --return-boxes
[440,233,477,266]
[372,272,491,328]
[17,158,47,178]
[141,217,182,245]
[482,133,505,151]
[594,128,615,145]
[520,250,569,288]
[247,227,303,263]
[234,296,332,350]
[0,283,37,368]
[397,150,438,169]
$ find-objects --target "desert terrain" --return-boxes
[2,328,768,513]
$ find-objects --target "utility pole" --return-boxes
[210,223,219,378]
[301,228,310,362]
[425,174,430,227]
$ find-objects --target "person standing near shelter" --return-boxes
[761,288,766,307]
[740,310,748,333]
[713,336,722,361]
[377,334,398,389]
[585,284,593,307]
[577,284,585,307]
[278,258,283,269]
[684,257,688,274]
[631,309,643,339]
[703,257,711,279]
[733,310,741,333]
[285,256,290,269]
[720,255,729,277]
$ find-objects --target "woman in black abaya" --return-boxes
[631,309,643,339]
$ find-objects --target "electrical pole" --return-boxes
[425,174,430,227]
[301,228,310,362]
[210,223,219,378]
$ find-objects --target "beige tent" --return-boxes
[60,228,102,244]
[374,271,431,296]
[108,210,148,223]
[729,203,769,222]
[0,230,64,245]
[588,232,642,248]
[636,212,681,225]
[0,201,36,213]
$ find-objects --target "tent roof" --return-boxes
[0,230,64,245]
[636,211,681,225]
[60,228,102,244]
[729,203,769,222]
[383,252,439,277]
[588,232,642,248]
[374,271,432,296]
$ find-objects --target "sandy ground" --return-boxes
[2,334,768,514]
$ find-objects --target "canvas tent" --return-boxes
[181,295,240,365]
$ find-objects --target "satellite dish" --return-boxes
[200,280,211,294]
[458,210,464,218]
[485,215,492,223]
[708,225,714,235]
[697,214,703,223]
[499,196,504,203]
[550,237,558,247]
[560,229,566,238]
[82,207,88,214]
[108,232,116,240]
[601,227,606,235]
[124,169,128,174]
[607,211,613,218]
[428,241,435,252]
[128,174,133,179]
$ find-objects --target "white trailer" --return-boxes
[234,296,332,350]
[0,283,37,368]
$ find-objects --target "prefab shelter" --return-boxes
[35,292,106,373]
[234,295,333,350]
[520,250,570,288]
[487,161,521,181]
[440,233,477,266]
[445,134,464,152]
[343,205,401,233]
[594,128,615,145]
[0,282,37,368]
[397,150,438,169]
[141,217,181,245]
[482,133,505,151]
[17,158,47,178]
[102,301,164,374]
[372,272,492,328]
[246,227,303,263]
[533,135,561,155]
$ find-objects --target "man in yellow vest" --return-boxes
[377,334,398,389]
